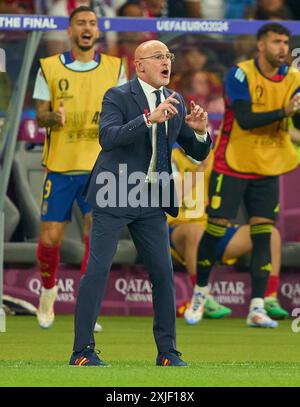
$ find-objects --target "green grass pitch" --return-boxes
[0,315,300,387]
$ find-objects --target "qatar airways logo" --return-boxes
[29,278,75,302]
[281,283,300,305]
[115,278,152,302]
[208,281,246,304]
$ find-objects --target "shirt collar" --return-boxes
[138,78,163,97]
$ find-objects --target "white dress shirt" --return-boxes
[137,78,208,183]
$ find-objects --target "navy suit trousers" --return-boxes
[73,205,176,353]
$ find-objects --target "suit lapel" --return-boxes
[130,78,152,143]
[130,78,150,114]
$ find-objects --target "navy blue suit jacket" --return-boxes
[85,77,211,217]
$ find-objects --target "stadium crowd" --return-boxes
[1,1,300,20]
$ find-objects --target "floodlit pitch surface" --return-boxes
[0,315,299,387]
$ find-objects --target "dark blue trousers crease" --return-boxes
[73,205,176,354]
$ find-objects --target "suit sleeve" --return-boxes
[176,93,212,162]
[99,88,149,151]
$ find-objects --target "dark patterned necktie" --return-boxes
[154,90,169,174]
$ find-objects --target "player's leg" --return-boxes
[264,227,289,319]
[184,172,246,325]
[171,223,231,318]
[245,176,279,328]
[37,172,75,329]
[37,221,66,329]
[171,223,204,282]
[170,223,202,317]
[224,225,288,319]
[75,174,93,276]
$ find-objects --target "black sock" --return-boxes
[250,224,272,299]
[196,223,227,287]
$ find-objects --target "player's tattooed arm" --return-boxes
[36,99,65,127]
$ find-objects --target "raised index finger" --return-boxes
[166,92,179,104]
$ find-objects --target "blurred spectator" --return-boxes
[250,0,293,20]
[117,0,141,15]
[97,0,127,12]
[113,1,154,78]
[170,45,225,91]
[92,0,116,15]
[183,70,225,114]
[167,0,201,18]
[224,0,256,19]
[186,71,224,114]
[286,0,300,20]
[91,0,119,51]
[45,0,117,55]
[200,0,225,19]
[183,45,224,76]
[233,35,257,63]
[141,0,167,17]
[0,0,40,83]
[0,0,36,13]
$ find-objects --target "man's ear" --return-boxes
[67,26,72,39]
[135,60,145,73]
[257,39,264,53]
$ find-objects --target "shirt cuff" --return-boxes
[194,131,208,142]
[143,114,153,128]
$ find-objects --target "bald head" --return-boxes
[134,40,172,89]
[134,40,168,60]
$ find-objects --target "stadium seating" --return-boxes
[3,195,37,264]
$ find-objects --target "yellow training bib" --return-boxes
[225,59,300,176]
[40,53,122,172]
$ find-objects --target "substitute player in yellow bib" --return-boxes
[185,23,300,328]
[33,6,127,330]
[168,146,288,320]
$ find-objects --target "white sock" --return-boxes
[194,285,209,302]
[250,297,264,311]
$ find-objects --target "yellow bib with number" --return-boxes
[167,148,213,225]
[40,53,122,172]
[225,59,300,176]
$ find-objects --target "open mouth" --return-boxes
[81,33,92,41]
[161,69,169,78]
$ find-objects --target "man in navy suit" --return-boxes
[69,40,211,366]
